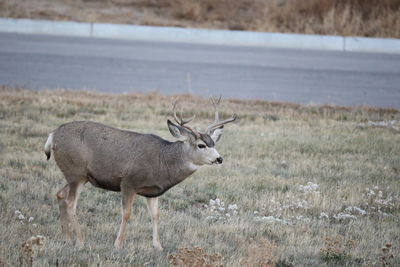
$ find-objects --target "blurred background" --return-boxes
[1,0,399,38]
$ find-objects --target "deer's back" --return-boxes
[52,121,185,196]
[52,121,143,191]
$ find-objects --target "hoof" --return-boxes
[114,241,123,250]
[153,244,163,251]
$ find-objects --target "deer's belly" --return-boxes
[136,184,174,197]
[87,171,121,192]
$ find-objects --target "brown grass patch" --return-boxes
[169,247,223,267]
[241,239,277,267]
[320,235,356,263]
[382,243,394,267]
[20,235,45,267]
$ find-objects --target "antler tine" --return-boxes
[172,99,195,126]
[210,95,222,122]
[172,98,198,137]
[206,96,236,133]
[208,114,237,131]
[172,99,181,125]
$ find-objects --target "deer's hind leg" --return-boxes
[56,178,87,248]
[56,184,73,242]
[65,179,86,248]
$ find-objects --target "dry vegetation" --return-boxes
[0,86,399,266]
[20,235,46,267]
[0,0,399,38]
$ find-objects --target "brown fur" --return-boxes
[46,119,228,250]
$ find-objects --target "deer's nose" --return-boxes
[216,157,223,164]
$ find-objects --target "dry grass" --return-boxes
[0,86,399,266]
[0,0,399,38]
[168,247,223,267]
[320,235,355,264]
[381,243,394,267]
[20,235,46,267]
[257,0,400,38]
[241,239,277,267]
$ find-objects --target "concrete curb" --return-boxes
[1,18,400,54]
[345,36,400,54]
[92,22,344,51]
[0,18,91,37]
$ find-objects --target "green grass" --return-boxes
[0,86,399,266]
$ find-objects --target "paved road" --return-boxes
[1,32,400,109]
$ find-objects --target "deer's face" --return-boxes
[167,120,224,166]
[189,135,223,166]
[167,96,236,168]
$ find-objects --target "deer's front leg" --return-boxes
[115,190,136,250]
[146,197,163,251]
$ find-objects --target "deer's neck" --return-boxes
[161,141,199,186]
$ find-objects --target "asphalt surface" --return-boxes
[1,32,400,109]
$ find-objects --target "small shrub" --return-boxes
[20,235,45,267]
[320,235,355,263]
[381,243,394,267]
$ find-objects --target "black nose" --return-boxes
[216,157,223,164]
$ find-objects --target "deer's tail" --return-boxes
[44,132,54,160]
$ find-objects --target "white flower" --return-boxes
[218,207,225,212]
[299,182,319,193]
[228,204,238,210]
[333,213,357,220]
[215,198,221,206]
[255,216,288,224]
[15,210,21,215]
[18,214,25,220]
[345,206,367,215]
[319,212,329,219]
[28,217,34,223]
[225,213,231,217]
[209,199,215,206]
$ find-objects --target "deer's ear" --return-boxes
[167,120,194,141]
[209,125,223,143]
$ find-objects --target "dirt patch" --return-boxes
[0,0,399,38]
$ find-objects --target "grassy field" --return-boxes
[1,0,399,38]
[0,86,399,266]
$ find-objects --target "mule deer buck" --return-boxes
[44,97,236,250]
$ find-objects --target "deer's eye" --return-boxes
[197,144,206,149]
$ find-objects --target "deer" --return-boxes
[44,96,236,251]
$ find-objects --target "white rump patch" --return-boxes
[44,132,54,154]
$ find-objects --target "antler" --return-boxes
[172,99,199,137]
[205,95,237,134]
